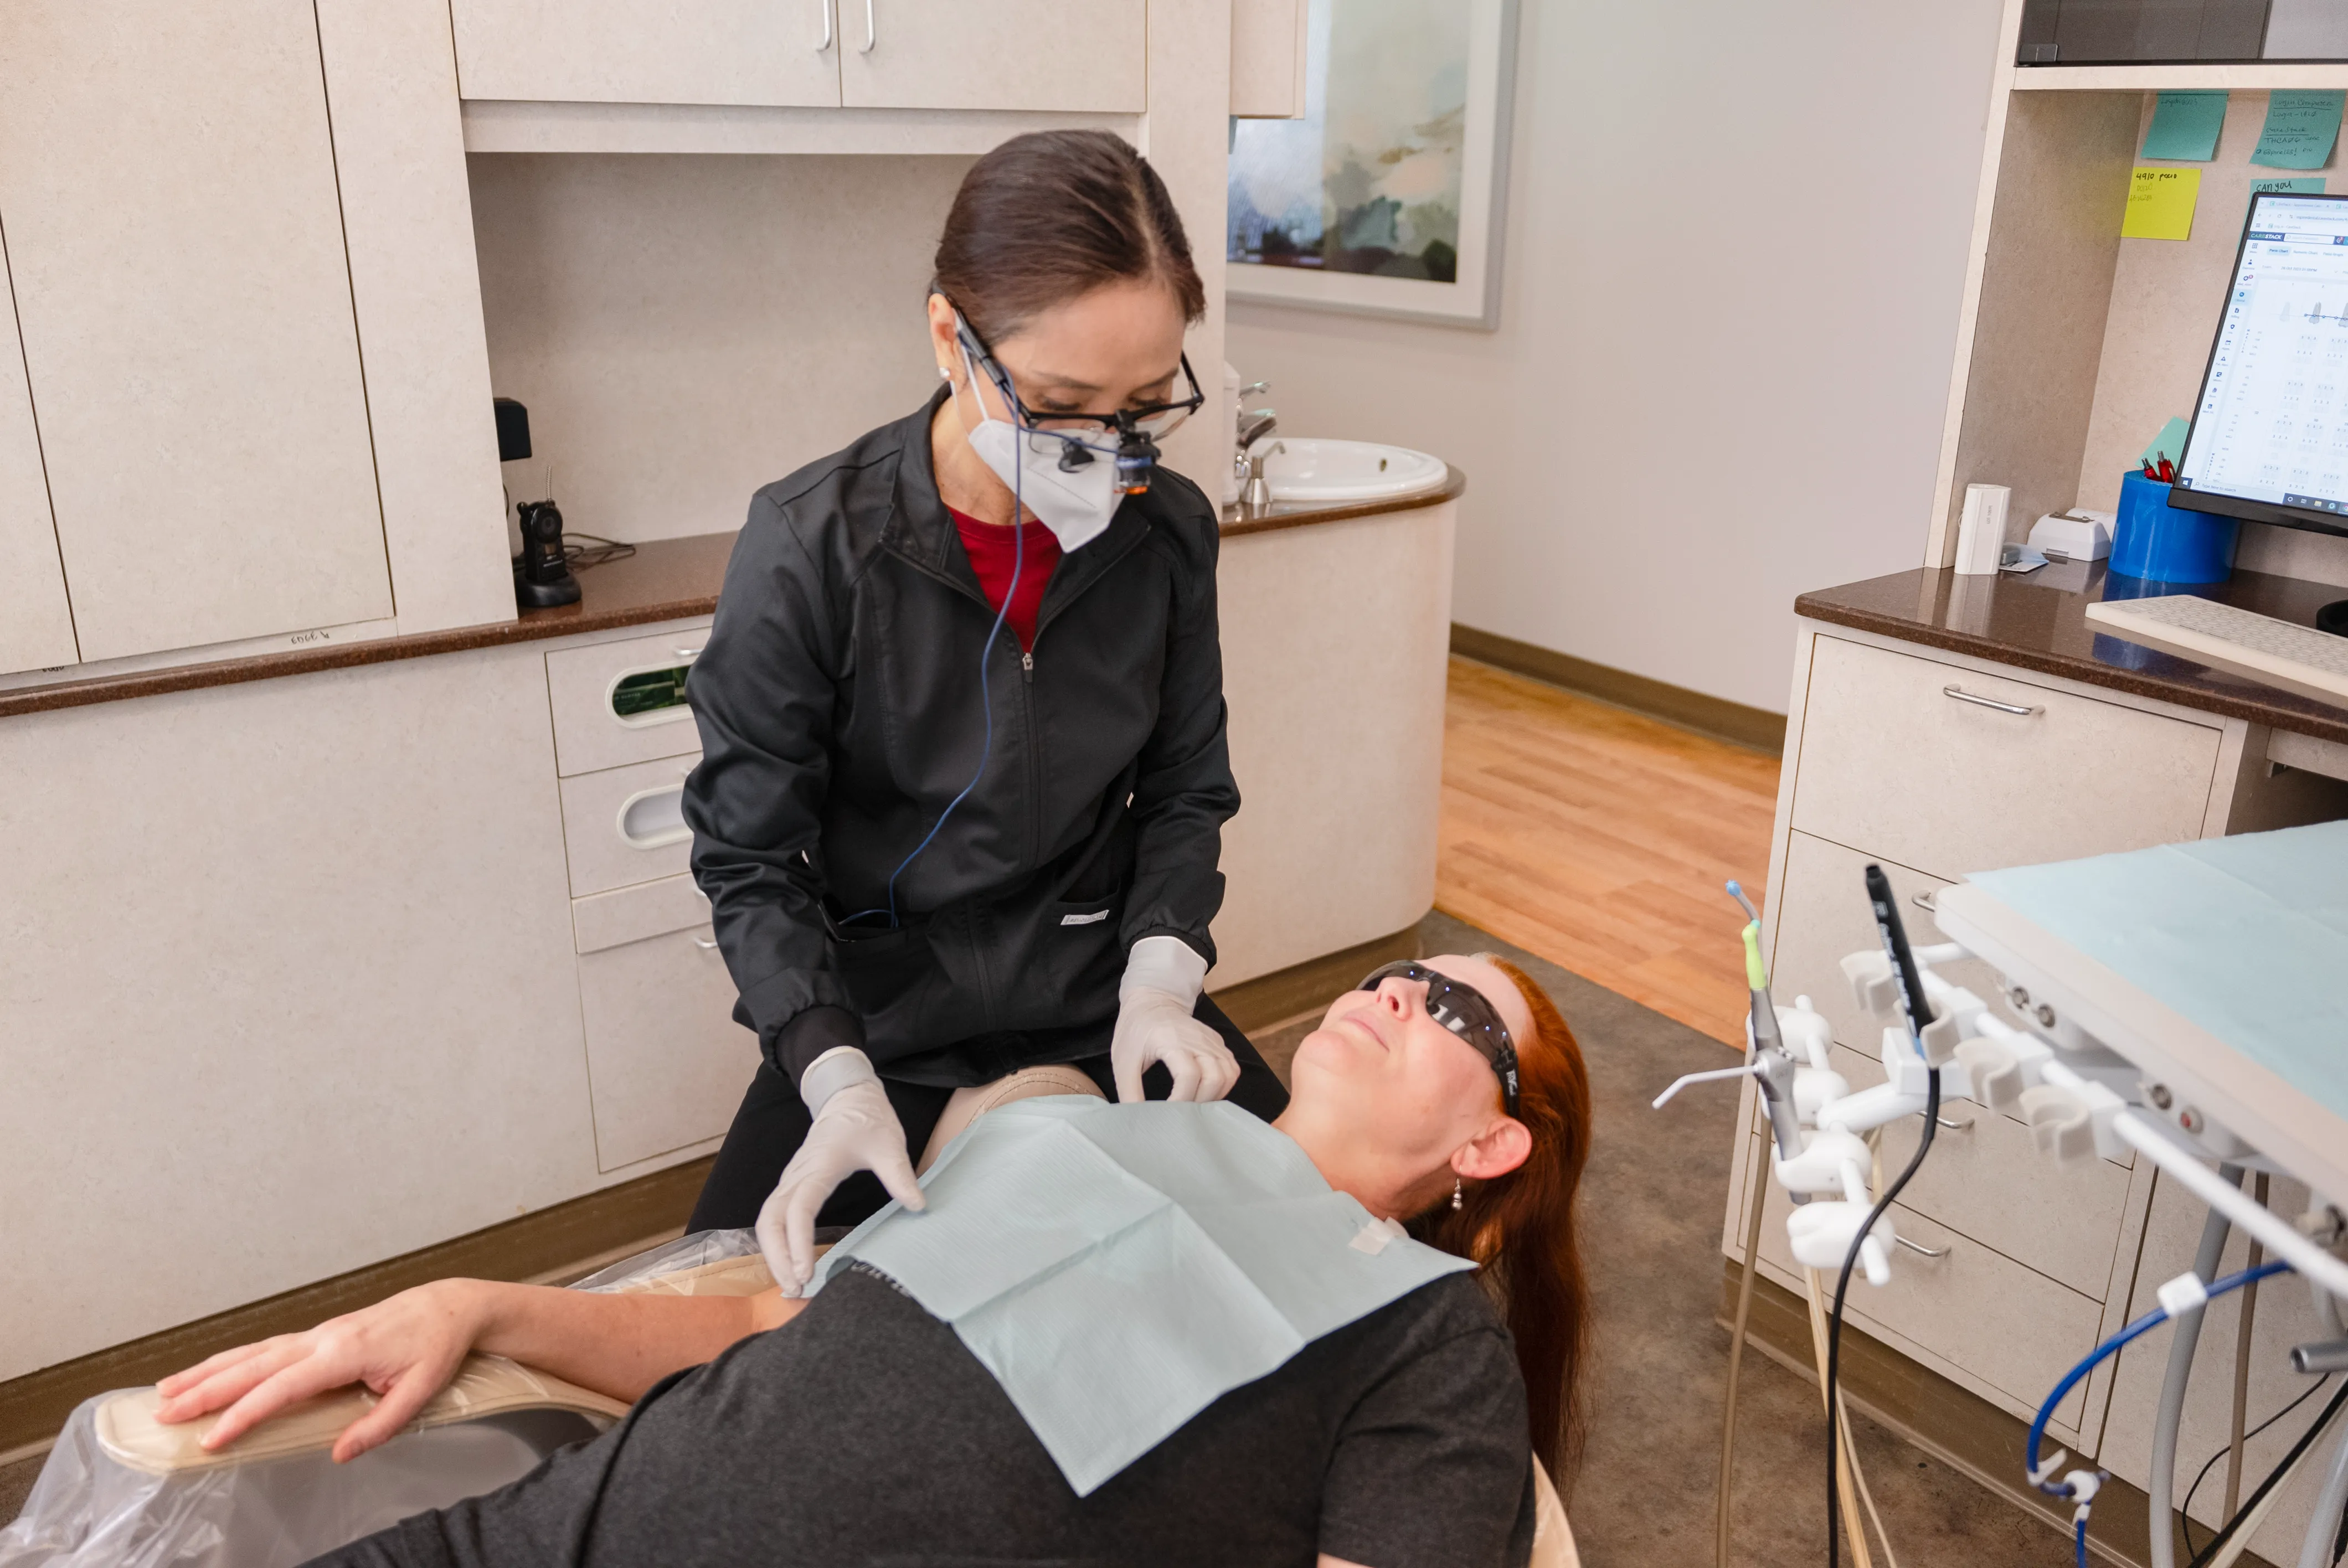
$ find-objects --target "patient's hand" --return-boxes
[153,1280,487,1463]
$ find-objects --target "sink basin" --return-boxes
[1257,439,1447,504]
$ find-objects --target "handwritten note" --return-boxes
[2143,90,2228,161]
[2123,167,2200,241]
[2252,90,2345,170]
[2248,175,2327,219]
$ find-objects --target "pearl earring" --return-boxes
[939,364,952,380]
[1451,1177,1463,1211]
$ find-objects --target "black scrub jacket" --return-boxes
[682,389,1239,1090]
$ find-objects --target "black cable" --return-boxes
[1826,864,1944,1568]
[2185,1379,2348,1568]
[560,532,637,571]
[1824,1070,1940,1567]
[2330,1477,2346,1566]
[2179,1375,2334,1555]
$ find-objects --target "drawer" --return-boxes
[559,753,699,898]
[577,894,756,1172]
[573,871,708,955]
[1830,1041,2132,1299]
[1768,831,2019,1055]
[1791,635,2221,878]
[545,626,709,778]
[1748,1134,2104,1432]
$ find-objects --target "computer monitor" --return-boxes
[2171,190,2348,541]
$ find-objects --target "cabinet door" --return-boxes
[1230,0,1308,118]
[452,0,843,106]
[0,235,75,675]
[0,2,390,663]
[841,0,1147,112]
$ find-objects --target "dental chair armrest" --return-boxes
[98,1354,631,1476]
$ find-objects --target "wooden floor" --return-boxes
[1436,657,1781,1049]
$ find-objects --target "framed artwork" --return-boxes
[1227,0,1521,329]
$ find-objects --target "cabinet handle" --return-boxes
[676,647,701,662]
[1934,1113,1973,1132]
[1911,889,1937,914]
[1895,1235,1950,1259]
[693,933,720,950]
[815,0,831,51]
[859,0,877,51]
[1942,684,2039,716]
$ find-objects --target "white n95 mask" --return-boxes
[954,341,1123,553]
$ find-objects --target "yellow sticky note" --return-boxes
[2124,166,2200,240]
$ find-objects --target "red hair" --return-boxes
[1413,957,1593,1482]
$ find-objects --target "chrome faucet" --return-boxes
[1236,409,1278,451]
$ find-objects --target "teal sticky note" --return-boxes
[2252,90,2345,169]
[2142,416,2191,467]
[2249,175,2326,217]
[2143,90,2228,161]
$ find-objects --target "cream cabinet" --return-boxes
[0,241,75,675]
[840,1,1148,112]
[0,1,392,663]
[451,0,846,106]
[1230,0,1309,118]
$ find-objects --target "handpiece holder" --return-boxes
[514,498,581,609]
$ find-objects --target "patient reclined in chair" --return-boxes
[4,1026,1583,1568]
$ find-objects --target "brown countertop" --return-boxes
[1798,565,2348,747]
[0,472,1464,722]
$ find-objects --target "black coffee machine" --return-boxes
[497,397,580,609]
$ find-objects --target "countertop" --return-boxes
[1798,564,2348,747]
[0,471,1463,722]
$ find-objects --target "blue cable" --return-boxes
[2076,1513,2089,1568]
[842,369,1026,931]
[2026,1260,2294,1494]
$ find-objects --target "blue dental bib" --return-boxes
[812,1097,1476,1495]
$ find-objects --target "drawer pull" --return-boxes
[815,0,831,50]
[1935,1113,1974,1132]
[1911,889,1937,914]
[675,647,701,661]
[859,0,877,51]
[616,783,692,850]
[692,933,720,951]
[1942,684,2040,717]
[1895,1235,1950,1260]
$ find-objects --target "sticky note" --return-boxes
[2249,176,2326,218]
[2252,90,2345,169]
[2142,90,2228,161]
[2141,417,2191,467]
[2123,167,2200,240]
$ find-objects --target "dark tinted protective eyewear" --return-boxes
[1355,961,1521,1116]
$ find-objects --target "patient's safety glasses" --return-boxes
[1355,961,1521,1117]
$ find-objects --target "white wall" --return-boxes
[1226,0,2006,714]
[471,153,971,544]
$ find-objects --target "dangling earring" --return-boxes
[1451,1177,1463,1211]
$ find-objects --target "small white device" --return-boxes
[1955,484,2011,575]
[2086,594,2348,709]
[2027,508,2113,563]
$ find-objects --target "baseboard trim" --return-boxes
[1451,624,1786,755]
[1719,1260,2264,1568]
[0,1157,714,1457]
[1210,920,1423,1034]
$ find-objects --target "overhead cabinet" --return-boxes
[447,0,1146,113]
[0,1,392,664]
[0,239,76,675]
[451,0,845,106]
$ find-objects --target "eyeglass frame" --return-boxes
[936,290,1206,457]
[1353,960,1522,1118]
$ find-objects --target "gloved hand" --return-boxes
[1110,935,1238,1104]
[756,1047,925,1297]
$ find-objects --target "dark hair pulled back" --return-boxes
[934,130,1206,345]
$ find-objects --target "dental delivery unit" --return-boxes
[1657,818,2348,1568]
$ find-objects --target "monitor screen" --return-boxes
[2172,191,2348,540]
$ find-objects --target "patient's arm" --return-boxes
[153,1280,802,1462]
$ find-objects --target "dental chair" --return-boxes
[1,1069,1577,1568]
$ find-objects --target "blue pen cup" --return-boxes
[2109,470,2236,584]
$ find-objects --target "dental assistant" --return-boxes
[680,130,1287,1287]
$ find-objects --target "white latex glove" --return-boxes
[1110,935,1238,1105]
[756,1046,924,1297]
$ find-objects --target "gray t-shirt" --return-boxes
[305,1266,1536,1568]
